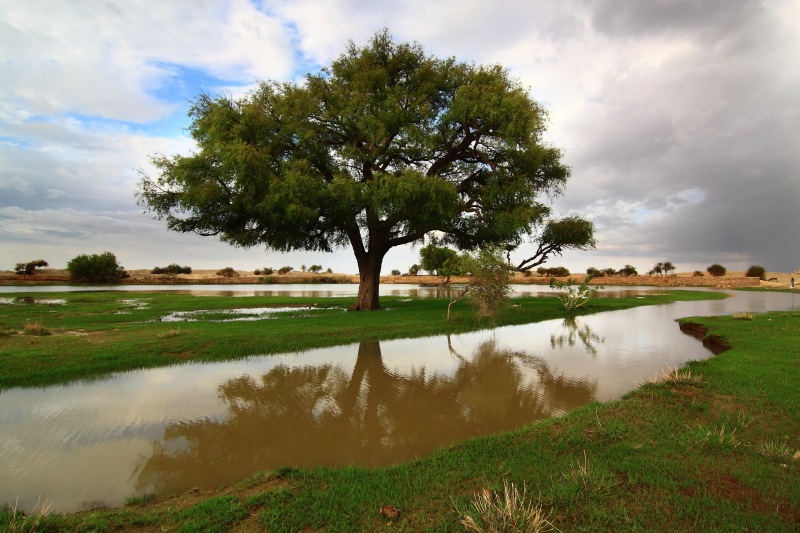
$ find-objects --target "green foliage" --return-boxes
[66,252,128,283]
[707,263,727,277]
[693,270,704,277]
[151,263,192,275]
[536,266,569,277]
[550,275,603,312]
[617,264,638,277]
[215,267,239,278]
[254,267,274,275]
[14,259,48,276]
[745,265,766,280]
[419,244,459,275]
[586,267,599,276]
[408,264,421,276]
[308,265,323,273]
[138,29,570,310]
[446,245,511,321]
[515,216,596,272]
[278,266,293,275]
[258,276,276,284]
[390,269,401,276]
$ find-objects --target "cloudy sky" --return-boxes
[2,0,799,275]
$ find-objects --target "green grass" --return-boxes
[3,308,799,532]
[0,289,724,390]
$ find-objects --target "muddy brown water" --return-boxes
[0,287,797,513]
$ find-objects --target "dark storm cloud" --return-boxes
[588,0,765,40]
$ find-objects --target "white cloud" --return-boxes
[0,0,296,123]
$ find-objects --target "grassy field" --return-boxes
[0,289,724,390]
[3,292,799,532]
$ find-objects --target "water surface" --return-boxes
[0,288,796,513]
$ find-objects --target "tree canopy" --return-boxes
[138,30,570,310]
[513,216,596,272]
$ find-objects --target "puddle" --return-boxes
[159,306,337,322]
[1,288,797,514]
[0,297,66,305]
[119,298,150,310]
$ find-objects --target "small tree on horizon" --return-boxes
[67,252,128,283]
[707,264,727,277]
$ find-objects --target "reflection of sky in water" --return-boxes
[0,289,797,514]
[160,306,340,322]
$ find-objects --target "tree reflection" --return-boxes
[132,339,596,497]
[550,316,604,356]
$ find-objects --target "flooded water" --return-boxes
[0,289,797,513]
[0,282,657,299]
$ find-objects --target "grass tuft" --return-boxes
[458,481,554,533]
[685,425,740,452]
[638,364,704,386]
[156,326,181,339]
[1,497,52,532]
[23,320,49,336]
[731,312,755,320]
[755,441,799,461]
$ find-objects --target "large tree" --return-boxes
[138,30,569,310]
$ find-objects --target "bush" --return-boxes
[586,267,599,276]
[278,266,293,275]
[151,263,191,275]
[14,259,48,276]
[745,265,766,280]
[408,264,421,276]
[215,267,239,278]
[67,252,128,283]
[391,269,401,276]
[537,266,570,277]
[308,265,323,274]
[707,264,727,277]
[618,264,638,277]
[693,270,705,277]
[254,268,274,276]
[258,276,276,284]
[326,268,333,273]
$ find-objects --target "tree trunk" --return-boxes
[349,251,385,311]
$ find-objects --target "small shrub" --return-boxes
[390,269,401,275]
[23,320,50,336]
[308,265,323,273]
[151,263,191,275]
[326,267,333,273]
[558,451,619,497]
[14,259,48,276]
[278,266,293,275]
[693,270,705,277]
[457,481,554,533]
[707,263,727,277]
[745,265,766,280]
[586,267,599,276]
[254,268,274,276]
[732,312,755,320]
[550,276,602,312]
[300,264,307,272]
[66,252,128,283]
[258,276,276,284]
[617,264,638,277]
[408,264,421,276]
[215,267,239,278]
[522,270,532,277]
